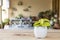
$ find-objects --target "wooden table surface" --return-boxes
[0,29,60,40]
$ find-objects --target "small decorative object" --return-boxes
[12,7,17,11]
[34,18,50,38]
[54,14,57,18]
[21,17,32,28]
[23,8,29,12]
[18,1,23,6]
[34,11,50,38]
[53,22,60,29]
[28,6,32,8]
[2,18,10,28]
[4,24,10,29]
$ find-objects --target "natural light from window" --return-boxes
[2,0,9,22]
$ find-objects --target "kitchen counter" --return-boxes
[0,29,60,40]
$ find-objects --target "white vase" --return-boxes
[4,25,9,29]
[34,27,47,38]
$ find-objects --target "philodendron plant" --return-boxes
[34,18,50,28]
[34,11,50,28]
[34,11,51,38]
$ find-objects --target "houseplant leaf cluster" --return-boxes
[34,18,50,27]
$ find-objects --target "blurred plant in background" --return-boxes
[2,19,10,28]
[15,14,24,19]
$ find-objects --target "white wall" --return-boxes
[9,0,52,17]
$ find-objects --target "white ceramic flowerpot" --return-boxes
[4,25,9,29]
[34,27,47,38]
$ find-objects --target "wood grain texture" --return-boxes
[0,29,60,40]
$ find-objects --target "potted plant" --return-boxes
[34,12,50,38]
[2,19,10,29]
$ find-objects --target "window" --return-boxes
[2,0,9,22]
[0,0,2,6]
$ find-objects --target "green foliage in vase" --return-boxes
[1,19,10,28]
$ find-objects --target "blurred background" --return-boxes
[0,0,60,29]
